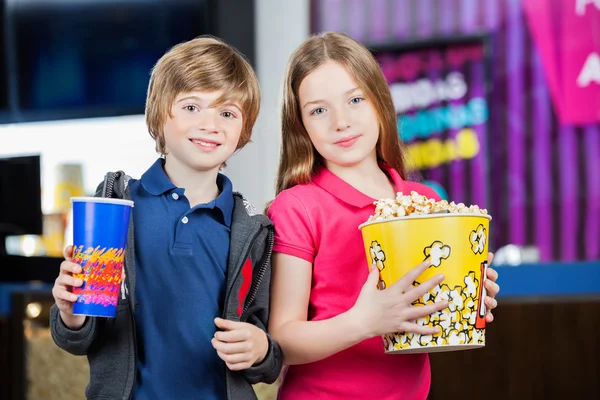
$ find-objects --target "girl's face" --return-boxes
[298,60,380,169]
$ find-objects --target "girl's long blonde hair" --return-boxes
[275,31,408,196]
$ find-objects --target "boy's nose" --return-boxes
[198,111,219,133]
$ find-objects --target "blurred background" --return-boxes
[0,0,598,399]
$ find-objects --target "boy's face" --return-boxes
[163,90,243,172]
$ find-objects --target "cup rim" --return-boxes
[358,212,492,229]
[70,196,134,207]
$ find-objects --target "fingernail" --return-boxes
[76,279,83,286]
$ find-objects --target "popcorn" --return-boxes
[369,191,489,221]
[383,270,486,351]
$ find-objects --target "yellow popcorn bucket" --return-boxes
[359,213,492,354]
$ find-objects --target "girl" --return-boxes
[266,32,499,399]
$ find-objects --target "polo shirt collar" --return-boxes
[141,158,234,227]
[214,174,234,227]
[311,164,404,208]
[141,158,176,195]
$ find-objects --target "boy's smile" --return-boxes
[189,137,222,152]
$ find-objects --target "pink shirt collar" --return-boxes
[311,164,405,208]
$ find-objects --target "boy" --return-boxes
[50,36,282,400]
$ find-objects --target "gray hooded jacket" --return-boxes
[50,171,282,399]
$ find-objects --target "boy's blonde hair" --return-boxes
[146,36,260,155]
[275,31,408,195]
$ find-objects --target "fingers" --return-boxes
[56,273,83,288]
[404,302,448,321]
[212,338,255,371]
[211,338,252,355]
[214,317,245,332]
[220,358,252,371]
[60,260,82,275]
[404,273,445,301]
[63,245,74,261]
[485,279,500,297]
[214,349,251,365]
[487,251,494,265]
[52,286,79,303]
[363,265,381,289]
[400,322,442,336]
[394,260,431,291]
[486,267,499,283]
[485,296,498,310]
[214,328,251,343]
[214,319,256,344]
[486,312,494,323]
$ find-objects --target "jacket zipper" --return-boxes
[242,226,274,314]
[222,225,262,318]
[223,224,262,400]
[126,268,137,400]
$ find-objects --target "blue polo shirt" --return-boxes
[129,158,232,400]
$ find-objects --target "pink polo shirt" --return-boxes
[267,165,441,400]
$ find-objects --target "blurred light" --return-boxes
[494,244,541,266]
[21,235,37,257]
[26,302,43,319]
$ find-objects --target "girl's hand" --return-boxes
[484,252,500,323]
[350,260,448,339]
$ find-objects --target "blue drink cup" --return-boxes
[70,197,134,317]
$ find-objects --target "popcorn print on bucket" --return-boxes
[382,270,486,351]
[369,240,387,290]
[470,224,487,254]
[423,241,451,267]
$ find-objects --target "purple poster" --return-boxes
[374,38,490,211]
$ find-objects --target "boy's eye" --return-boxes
[221,111,235,119]
[350,97,364,105]
[185,105,198,112]
[311,107,326,116]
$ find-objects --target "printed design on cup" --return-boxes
[470,224,487,254]
[72,245,125,308]
[369,241,387,290]
[382,270,486,351]
[423,241,451,267]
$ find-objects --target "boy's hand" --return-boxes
[212,318,269,371]
[484,252,500,323]
[52,245,86,330]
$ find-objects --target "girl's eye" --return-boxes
[311,107,326,116]
[350,97,364,105]
[185,105,198,112]
[221,111,235,119]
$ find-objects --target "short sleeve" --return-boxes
[267,190,316,263]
